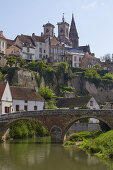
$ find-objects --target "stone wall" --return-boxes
[85,81,113,104]
[68,75,113,104]
[12,70,38,89]
[67,123,100,135]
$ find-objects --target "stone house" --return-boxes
[10,86,44,112]
[81,53,100,69]
[49,36,65,64]
[0,82,13,114]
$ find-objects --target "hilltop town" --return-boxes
[0,14,113,115]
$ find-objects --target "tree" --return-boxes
[6,56,17,67]
[103,73,113,80]
[39,85,55,100]
[85,69,101,80]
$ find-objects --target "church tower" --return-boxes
[69,14,79,48]
[57,13,69,42]
[43,22,55,38]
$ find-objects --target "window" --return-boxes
[34,106,37,110]
[2,42,4,48]
[90,101,93,107]
[16,105,19,111]
[5,107,10,113]
[74,56,76,61]
[39,54,42,59]
[27,47,29,52]
[39,48,42,53]
[24,105,28,111]
[25,100,28,103]
[44,50,46,53]
[79,57,81,62]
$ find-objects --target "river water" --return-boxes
[0,137,111,170]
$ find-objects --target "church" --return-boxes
[43,13,91,53]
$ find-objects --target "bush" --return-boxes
[69,131,93,142]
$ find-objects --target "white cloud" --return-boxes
[82,1,97,9]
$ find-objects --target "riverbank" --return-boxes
[64,130,113,161]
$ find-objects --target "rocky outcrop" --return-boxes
[12,70,38,89]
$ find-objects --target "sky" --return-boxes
[0,0,113,58]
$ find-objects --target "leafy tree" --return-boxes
[39,85,55,100]
[6,56,17,67]
[103,73,113,80]
[85,69,101,80]
[55,62,68,73]
[93,63,101,70]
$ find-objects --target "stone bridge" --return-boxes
[0,109,113,143]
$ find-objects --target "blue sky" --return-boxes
[1,0,113,58]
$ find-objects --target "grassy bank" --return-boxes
[79,130,113,160]
[64,130,113,160]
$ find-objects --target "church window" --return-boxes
[60,28,64,33]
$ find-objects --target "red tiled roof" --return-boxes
[0,82,7,100]
[10,86,44,101]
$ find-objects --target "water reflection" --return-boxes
[0,137,109,170]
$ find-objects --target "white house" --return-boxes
[0,82,13,114]
[32,33,49,61]
[87,96,100,110]
[65,47,84,67]
[10,86,44,112]
[87,96,100,123]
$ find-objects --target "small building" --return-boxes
[65,47,84,67]
[103,102,113,109]
[10,86,44,112]
[81,53,100,69]
[0,82,13,114]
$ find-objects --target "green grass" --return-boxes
[79,130,113,159]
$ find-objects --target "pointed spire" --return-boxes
[69,14,79,48]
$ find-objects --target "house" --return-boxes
[0,82,13,114]
[0,31,7,66]
[87,96,100,110]
[81,53,100,69]
[56,96,100,123]
[102,102,113,109]
[10,86,44,112]
[65,47,84,67]
[49,36,65,64]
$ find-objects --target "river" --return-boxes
[0,137,111,170]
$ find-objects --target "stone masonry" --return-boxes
[0,109,113,143]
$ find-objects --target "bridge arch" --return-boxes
[62,115,112,142]
[1,117,50,141]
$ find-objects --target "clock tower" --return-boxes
[57,14,69,42]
